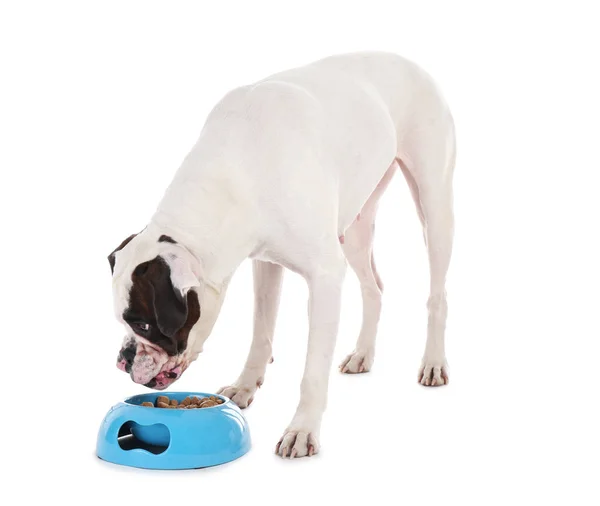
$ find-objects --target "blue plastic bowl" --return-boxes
[96,392,251,470]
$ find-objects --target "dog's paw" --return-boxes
[217,379,262,408]
[275,430,320,459]
[339,349,374,374]
[418,360,449,386]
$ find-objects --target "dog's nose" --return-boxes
[117,343,137,373]
[116,358,128,372]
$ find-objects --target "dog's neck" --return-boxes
[148,142,259,291]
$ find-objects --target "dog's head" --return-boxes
[108,231,205,390]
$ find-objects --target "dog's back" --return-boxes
[195,51,451,233]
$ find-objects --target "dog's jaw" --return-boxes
[145,364,186,390]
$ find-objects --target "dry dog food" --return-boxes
[141,395,224,409]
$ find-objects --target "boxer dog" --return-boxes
[109,52,455,458]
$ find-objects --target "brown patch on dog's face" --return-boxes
[123,256,200,356]
[108,234,137,273]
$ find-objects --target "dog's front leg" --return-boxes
[218,260,283,407]
[276,259,346,458]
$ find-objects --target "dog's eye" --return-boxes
[134,322,150,333]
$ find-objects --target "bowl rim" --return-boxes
[123,391,229,410]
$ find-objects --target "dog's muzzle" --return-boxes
[116,340,186,390]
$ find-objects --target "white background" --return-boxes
[2,1,599,504]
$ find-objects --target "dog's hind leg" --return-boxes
[339,162,396,373]
[217,260,283,407]
[398,115,456,386]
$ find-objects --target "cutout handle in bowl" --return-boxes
[117,421,170,453]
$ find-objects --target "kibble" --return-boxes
[140,395,225,409]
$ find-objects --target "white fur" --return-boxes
[112,51,455,458]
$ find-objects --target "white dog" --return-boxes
[109,51,455,458]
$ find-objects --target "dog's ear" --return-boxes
[145,257,189,338]
[163,251,202,295]
[108,234,137,273]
